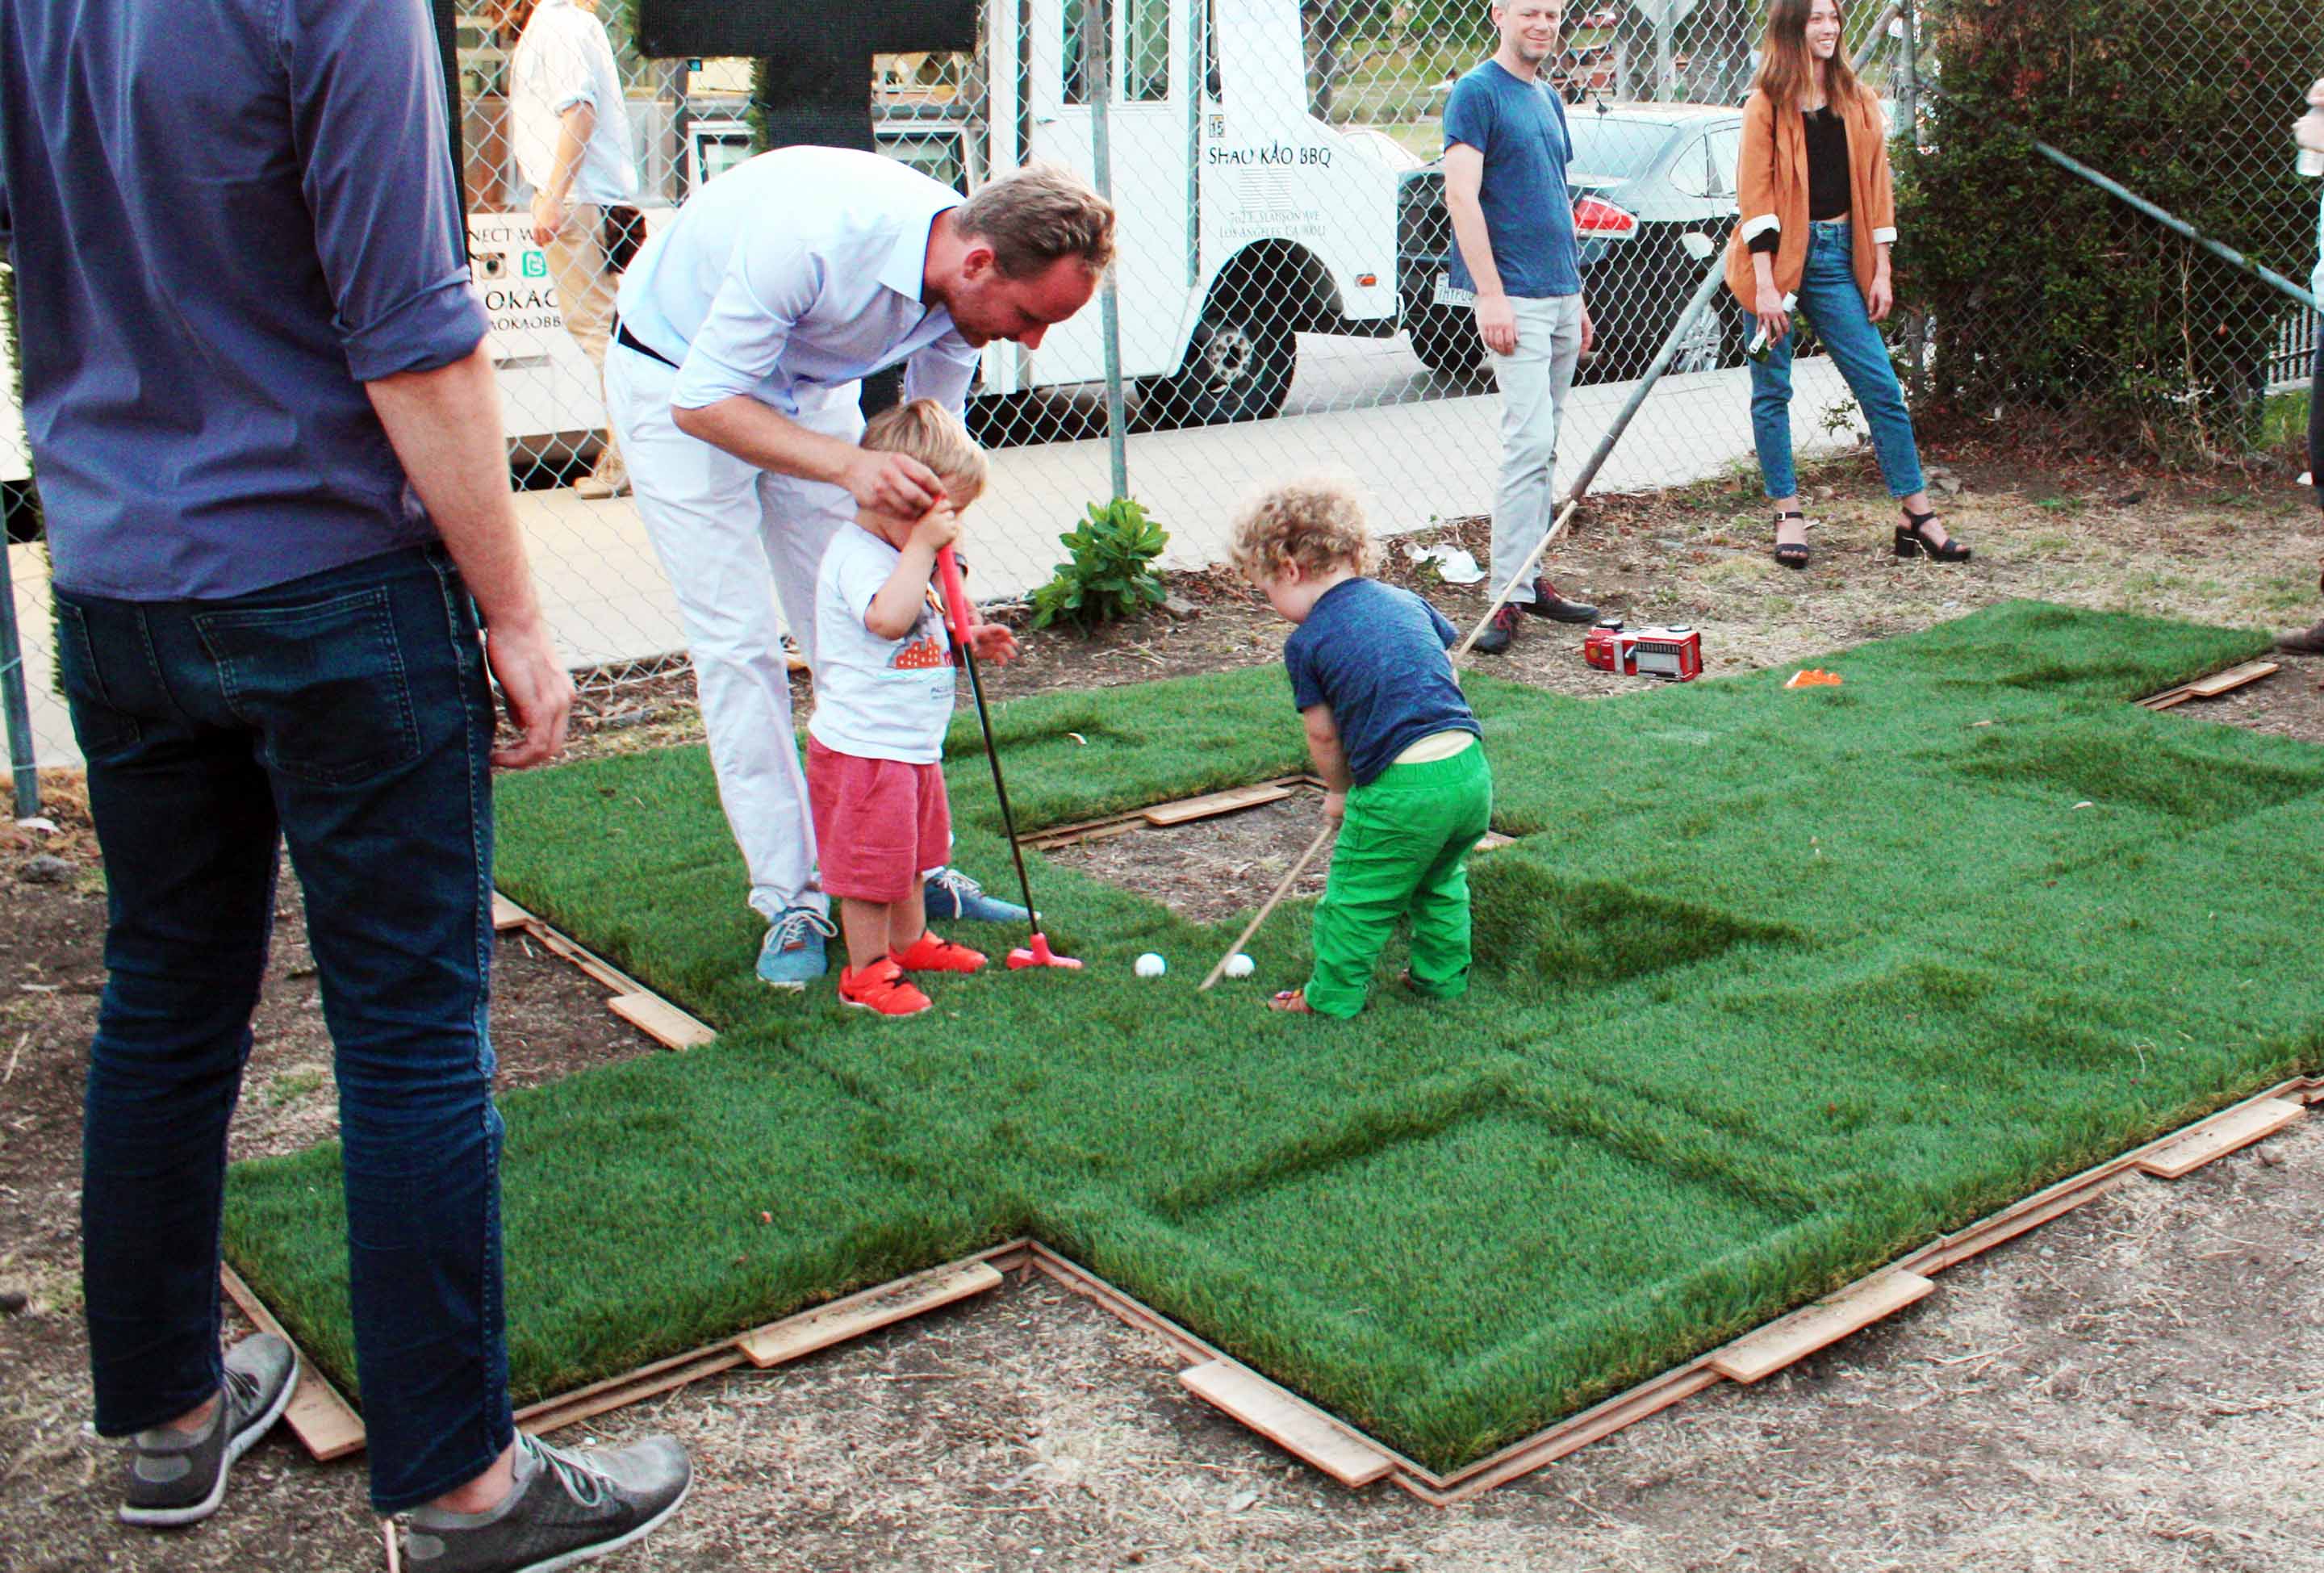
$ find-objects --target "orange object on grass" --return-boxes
[1784,668,1843,688]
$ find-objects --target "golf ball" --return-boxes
[1134,952,1167,978]
[1224,953,1256,979]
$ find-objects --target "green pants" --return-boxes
[1303,743,1494,1019]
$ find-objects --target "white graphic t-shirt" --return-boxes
[807,525,959,764]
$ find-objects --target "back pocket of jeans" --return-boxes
[51,600,144,757]
[194,588,421,786]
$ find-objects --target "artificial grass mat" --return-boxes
[223,601,2324,1473]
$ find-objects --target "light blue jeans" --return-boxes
[1749,218,1926,502]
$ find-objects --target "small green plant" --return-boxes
[1029,498,1169,631]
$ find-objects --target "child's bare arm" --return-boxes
[1302,703,1353,818]
[865,504,959,639]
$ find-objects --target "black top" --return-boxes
[1749,105,1853,253]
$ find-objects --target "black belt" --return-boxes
[614,319,678,370]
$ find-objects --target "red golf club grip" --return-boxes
[935,545,974,648]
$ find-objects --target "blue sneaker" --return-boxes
[756,906,835,988]
[922,867,1030,925]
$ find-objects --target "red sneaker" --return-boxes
[838,957,932,1017]
[890,931,987,974]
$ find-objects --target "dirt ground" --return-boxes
[5,443,2324,1571]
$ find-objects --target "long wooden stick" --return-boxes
[1199,821,1335,991]
[1448,496,1584,665]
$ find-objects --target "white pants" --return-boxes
[1489,295,1585,605]
[606,342,861,920]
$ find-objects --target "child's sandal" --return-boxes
[1267,988,1314,1014]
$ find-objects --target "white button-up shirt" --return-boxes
[616,147,981,418]
[509,0,638,207]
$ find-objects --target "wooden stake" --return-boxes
[1199,822,1335,991]
[1449,496,1583,664]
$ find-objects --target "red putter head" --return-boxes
[1005,932,1082,970]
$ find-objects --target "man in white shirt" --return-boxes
[508,0,640,499]
[608,150,1114,986]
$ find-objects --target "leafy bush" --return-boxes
[1899,0,2320,455]
[1028,498,1170,631]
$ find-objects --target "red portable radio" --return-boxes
[1582,620,1703,681]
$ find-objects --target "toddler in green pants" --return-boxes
[1229,481,1494,1017]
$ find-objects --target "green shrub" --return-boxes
[1900,0,2320,454]
[1028,497,1169,630]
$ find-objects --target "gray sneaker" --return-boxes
[403,1431,691,1573]
[119,1332,299,1527]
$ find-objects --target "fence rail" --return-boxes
[2,0,2317,784]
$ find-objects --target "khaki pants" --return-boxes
[543,203,625,487]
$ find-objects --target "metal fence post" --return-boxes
[0,538,37,819]
[1085,0,1130,503]
[1898,1,1927,400]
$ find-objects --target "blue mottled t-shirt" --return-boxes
[1442,59,1582,299]
[1283,579,1480,787]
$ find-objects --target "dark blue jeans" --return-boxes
[56,545,512,1513]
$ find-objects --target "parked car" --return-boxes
[1398,101,1749,382]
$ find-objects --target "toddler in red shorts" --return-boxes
[807,400,1019,1016]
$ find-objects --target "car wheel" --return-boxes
[1409,303,1489,379]
[1144,291,1296,428]
[1666,295,1738,376]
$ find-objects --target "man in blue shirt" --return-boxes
[2,0,686,1561]
[1443,0,1601,653]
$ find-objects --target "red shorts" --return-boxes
[806,738,952,905]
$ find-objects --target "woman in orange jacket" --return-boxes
[1725,0,1966,571]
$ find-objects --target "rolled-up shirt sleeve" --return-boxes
[283,0,487,382]
[903,337,980,414]
[673,236,818,410]
[527,14,600,115]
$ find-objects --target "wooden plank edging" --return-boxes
[230,1077,2318,1494]
[219,1265,366,1462]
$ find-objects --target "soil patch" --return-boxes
[1045,788,1341,927]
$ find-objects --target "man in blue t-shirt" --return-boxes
[2,0,688,1559]
[1443,0,1601,653]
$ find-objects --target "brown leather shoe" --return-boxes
[2276,620,2324,655]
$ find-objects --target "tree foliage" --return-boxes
[1898,0,2320,452]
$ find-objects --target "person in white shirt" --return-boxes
[606,150,1114,986]
[505,0,640,499]
[806,402,1020,1018]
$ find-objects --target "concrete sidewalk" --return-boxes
[5,355,1860,776]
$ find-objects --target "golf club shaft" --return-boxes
[1199,820,1335,991]
[1450,496,1582,665]
[955,633,1043,935]
[935,546,1044,937]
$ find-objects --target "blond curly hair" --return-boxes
[861,398,989,506]
[1228,479,1377,583]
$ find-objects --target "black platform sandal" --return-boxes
[1895,506,1971,563]
[1772,509,1810,571]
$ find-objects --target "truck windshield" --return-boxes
[1565,116,1679,185]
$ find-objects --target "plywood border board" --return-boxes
[228,1078,2318,1499]
[219,1265,366,1462]
[2136,659,2280,711]
[493,894,715,1051]
[1025,776,1323,851]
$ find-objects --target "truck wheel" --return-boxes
[1145,295,1295,428]
[1408,304,1487,379]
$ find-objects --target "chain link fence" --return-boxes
[1900,0,2320,458]
[4,0,2319,791]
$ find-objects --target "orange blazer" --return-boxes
[1723,85,1897,309]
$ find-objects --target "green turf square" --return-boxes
[224,602,2320,1474]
